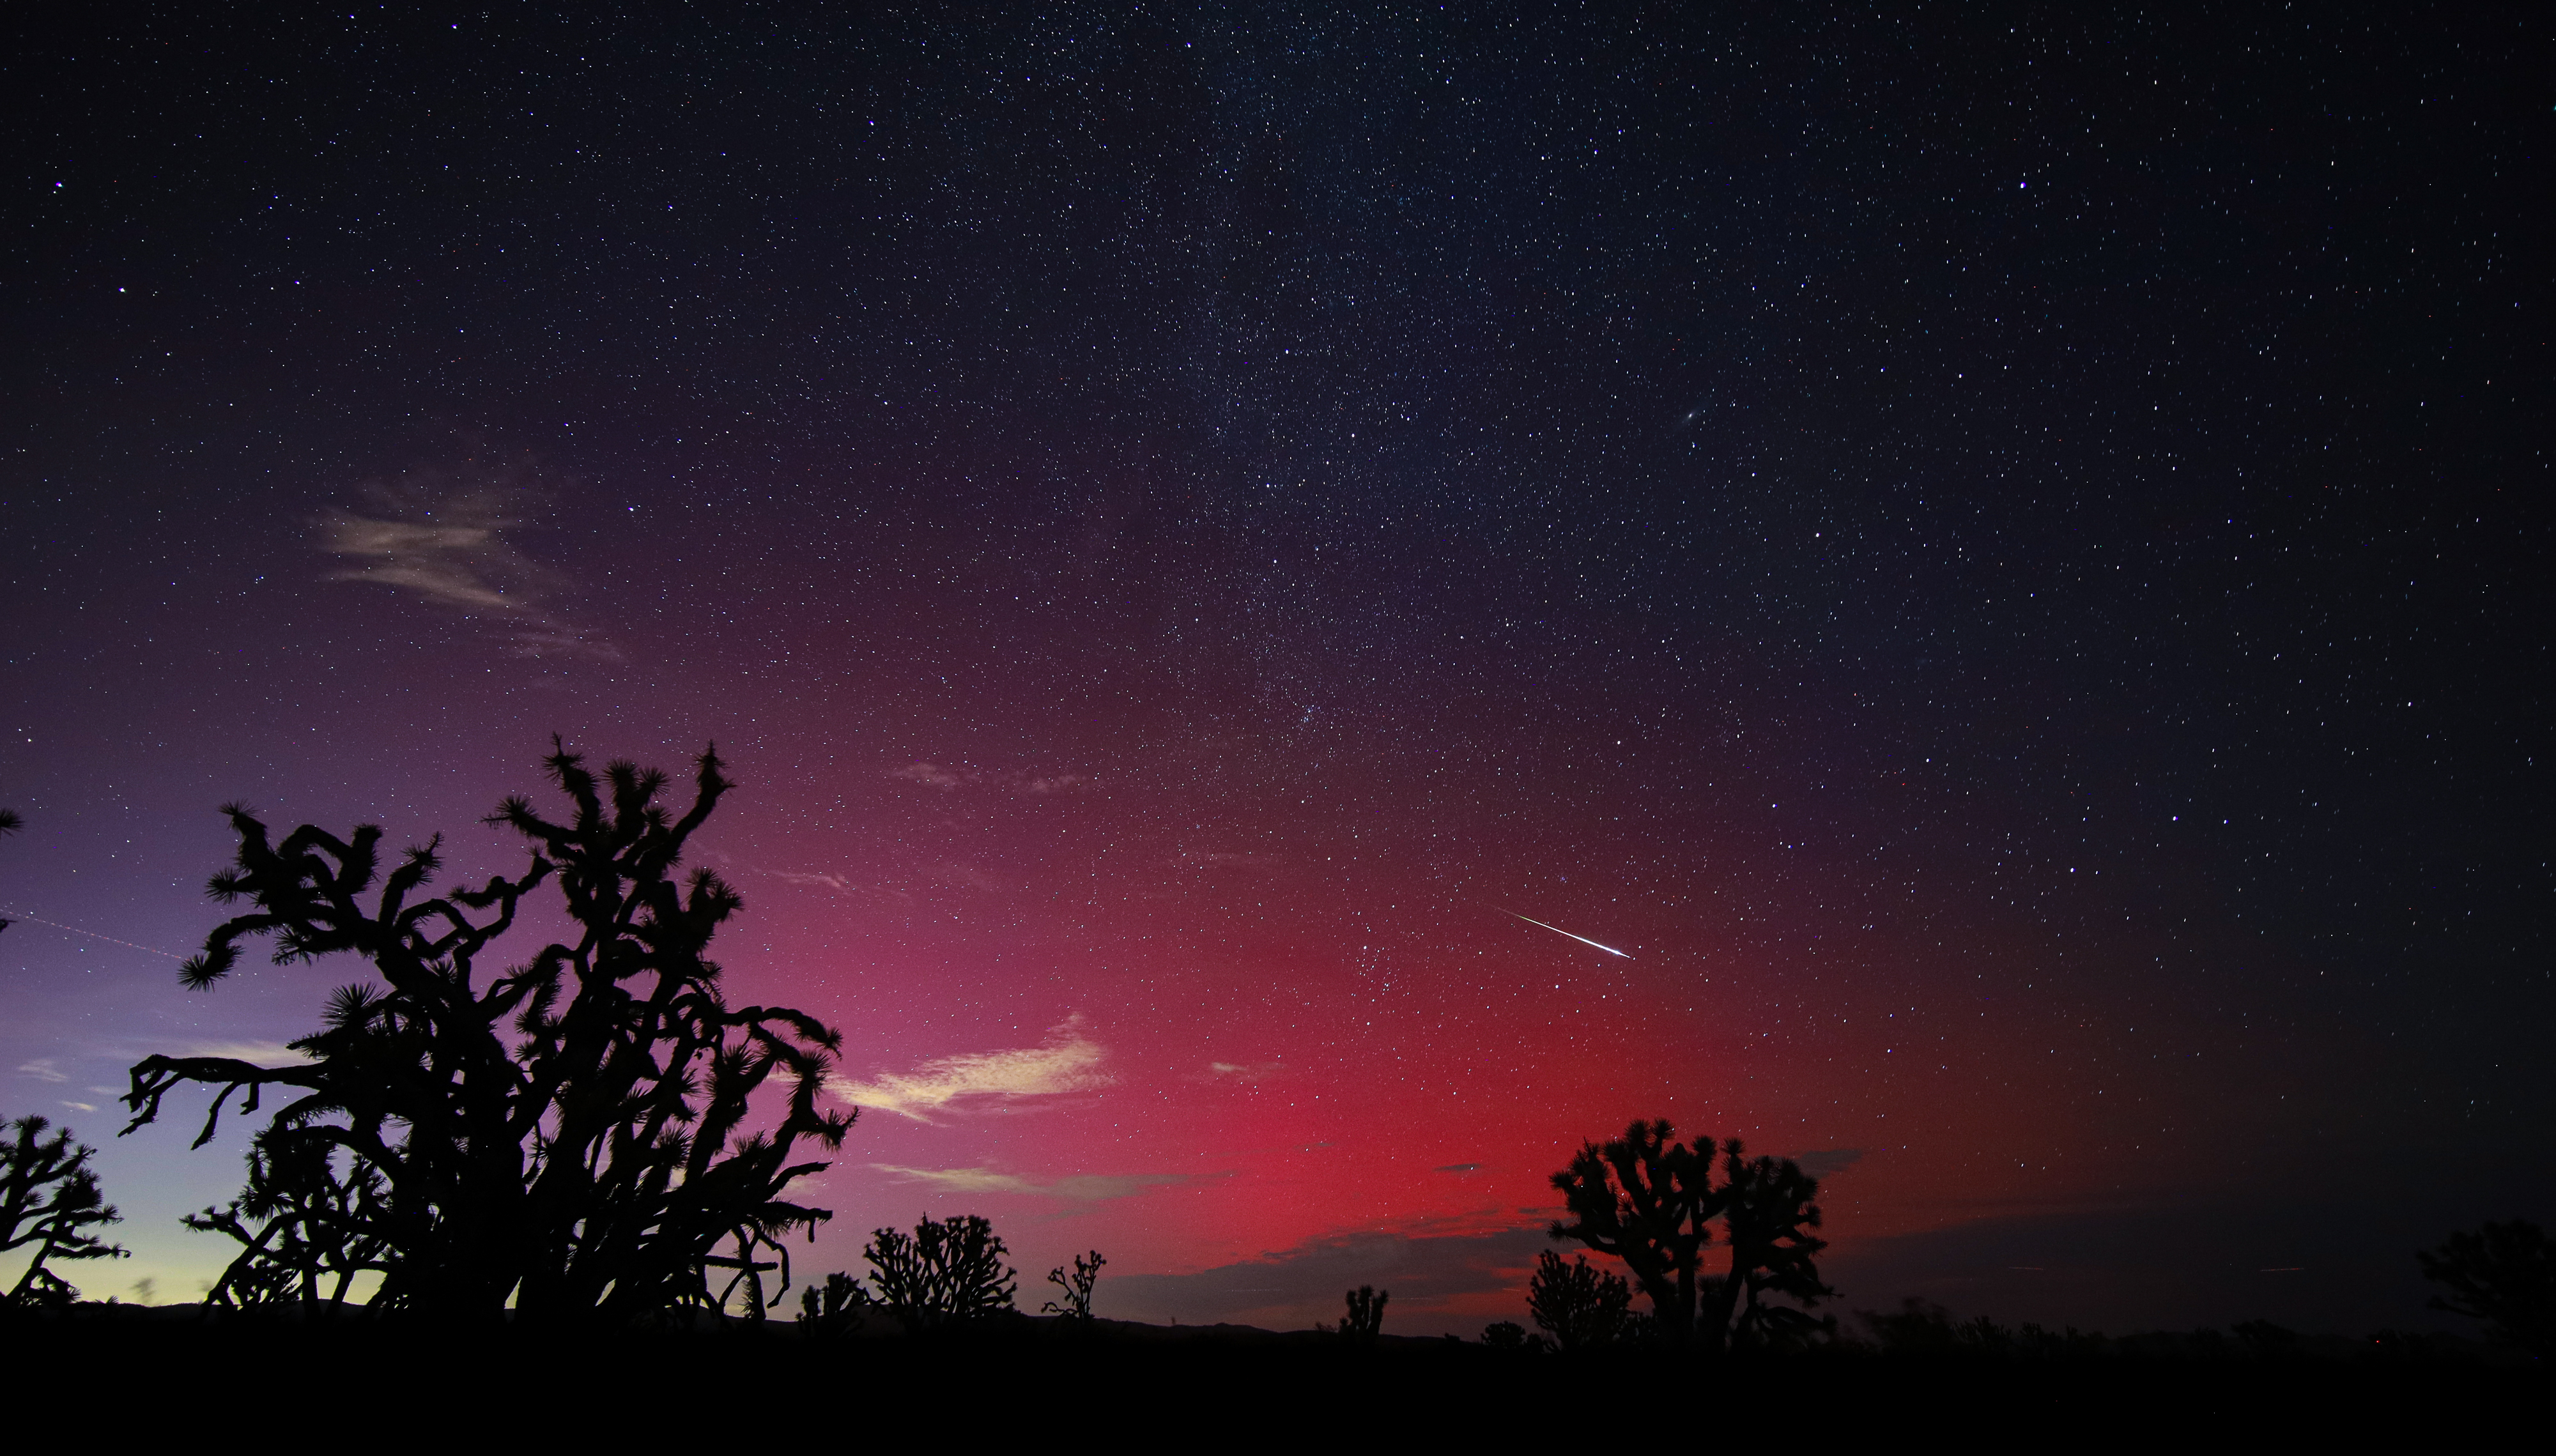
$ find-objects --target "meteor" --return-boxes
[1500,908,1633,958]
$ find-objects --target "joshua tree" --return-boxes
[118,742,856,1323]
[1527,1248,1633,1349]
[1550,1119,1710,1340]
[1,1115,128,1308]
[182,1128,393,1310]
[1043,1248,1105,1321]
[1327,1284,1389,1344]
[1551,1119,1833,1350]
[2419,1220,2554,1356]
[1709,1142,1836,1345]
[863,1214,1018,1332]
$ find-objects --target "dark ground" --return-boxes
[11,1305,2541,1440]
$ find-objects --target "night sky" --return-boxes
[4,4,2546,1336]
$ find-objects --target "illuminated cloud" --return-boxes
[15,1059,66,1083]
[873,1164,1193,1202]
[886,763,1093,795]
[1789,1148,1867,1180]
[314,466,619,660]
[173,1039,315,1066]
[765,868,916,907]
[1205,1060,1284,1084]
[829,1016,1110,1121]
[889,762,967,789]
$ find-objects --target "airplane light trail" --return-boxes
[1500,908,1633,958]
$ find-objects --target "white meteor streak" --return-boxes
[1500,908,1633,958]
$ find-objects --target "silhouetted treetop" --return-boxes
[1550,1119,1833,1350]
[2420,1219,2554,1356]
[120,740,854,1323]
[2,1115,127,1309]
[863,1214,1018,1332]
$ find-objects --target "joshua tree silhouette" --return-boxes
[1711,1142,1836,1347]
[1043,1248,1106,1322]
[1550,1119,1833,1349]
[2419,1220,2555,1356]
[1,1115,128,1309]
[1325,1284,1389,1344]
[117,742,854,1323]
[181,1128,393,1310]
[863,1214,1019,1332]
[1527,1248,1633,1349]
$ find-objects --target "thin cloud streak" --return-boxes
[872,1164,1194,1202]
[829,1016,1110,1121]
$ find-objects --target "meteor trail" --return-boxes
[1499,908,1633,958]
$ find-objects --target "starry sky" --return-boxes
[3,3,2546,1335]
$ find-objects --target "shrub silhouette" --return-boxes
[117,742,854,1323]
[1,1115,128,1308]
[1550,1119,1834,1349]
[1855,1298,2111,1359]
[864,1214,1018,1331]
[1858,1298,2008,1355]
[1481,1319,1539,1351]
[797,1269,874,1335]
[1043,1248,1105,1322]
[1527,1248,1633,1349]
[2419,1219,2555,1356]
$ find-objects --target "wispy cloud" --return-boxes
[1206,1060,1284,1084]
[16,1059,66,1083]
[1173,850,1287,876]
[873,1165,1195,1202]
[766,869,916,906]
[314,466,619,660]
[829,1016,1110,1121]
[1790,1148,1867,1181]
[58,1101,96,1114]
[886,763,1094,795]
[171,1039,314,1066]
